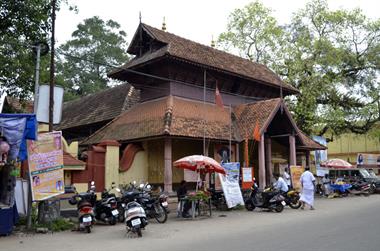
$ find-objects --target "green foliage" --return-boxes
[57,16,129,100]
[0,0,51,99]
[187,191,211,201]
[219,0,380,137]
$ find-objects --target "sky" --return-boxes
[55,0,379,47]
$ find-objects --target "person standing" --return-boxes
[300,167,316,210]
[283,167,291,189]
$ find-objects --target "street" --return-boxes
[2,195,380,251]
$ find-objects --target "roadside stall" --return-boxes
[173,155,226,219]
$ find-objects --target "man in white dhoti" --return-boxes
[300,167,316,210]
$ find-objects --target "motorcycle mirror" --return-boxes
[133,181,137,185]
[139,184,144,189]
[91,181,95,185]
[146,184,152,190]
[116,188,121,192]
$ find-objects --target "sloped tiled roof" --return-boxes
[81,96,240,145]
[81,95,324,150]
[56,83,140,130]
[63,151,85,166]
[234,98,282,138]
[110,24,298,94]
[2,96,33,113]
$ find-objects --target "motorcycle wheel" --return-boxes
[369,185,375,194]
[245,201,255,211]
[289,199,302,209]
[137,228,142,237]
[154,204,168,223]
[86,226,91,233]
[109,217,117,225]
[118,208,125,223]
[275,203,284,213]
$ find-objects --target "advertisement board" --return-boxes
[242,167,254,189]
[290,165,305,192]
[218,162,244,208]
[357,153,380,168]
[312,136,328,176]
[27,131,64,201]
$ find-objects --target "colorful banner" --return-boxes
[357,153,380,167]
[290,165,305,192]
[27,131,64,201]
[219,162,244,208]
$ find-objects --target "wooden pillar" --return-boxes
[164,138,173,192]
[265,137,272,185]
[289,135,296,166]
[258,134,266,188]
[306,151,310,167]
[235,143,239,162]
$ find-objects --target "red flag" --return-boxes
[215,82,224,109]
[253,120,261,142]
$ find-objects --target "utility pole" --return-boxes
[49,0,56,132]
[33,44,41,113]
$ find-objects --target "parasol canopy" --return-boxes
[320,158,353,169]
[173,155,226,175]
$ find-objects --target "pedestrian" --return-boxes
[322,173,331,196]
[283,167,291,189]
[273,173,288,194]
[300,167,316,210]
[177,180,191,218]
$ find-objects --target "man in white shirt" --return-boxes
[283,167,291,189]
[300,167,316,210]
[273,173,289,193]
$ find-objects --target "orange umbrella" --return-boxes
[173,155,226,175]
[320,159,353,169]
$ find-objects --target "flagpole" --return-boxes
[203,70,206,156]
[229,104,232,161]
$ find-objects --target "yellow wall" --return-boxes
[73,183,88,193]
[119,149,149,185]
[147,140,165,184]
[104,145,120,189]
[328,133,380,162]
[172,139,202,183]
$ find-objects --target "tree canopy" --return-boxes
[0,0,51,99]
[219,0,380,137]
[57,16,129,100]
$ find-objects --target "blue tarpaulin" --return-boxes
[0,114,37,161]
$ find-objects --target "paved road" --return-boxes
[2,195,380,251]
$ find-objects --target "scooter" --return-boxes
[245,183,286,213]
[69,185,96,233]
[125,201,148,237]
[283,189,302,209]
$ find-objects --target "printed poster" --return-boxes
[242,167,254,189]
[27,131,64,201]
[357,153,380,167]
[218,162,244,208]
[290,165,304,192]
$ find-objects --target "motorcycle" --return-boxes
[136,183,168,223]
[283,190,302,209]
[69,186,96,233]
[244,183,286,213]
[208,188,227,210]
[101,182,126,223]
[125,201,148,237]
[348,180,371,196]
[92,182,119,225]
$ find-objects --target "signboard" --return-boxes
[312,136,328,176]
[357,153,380,168]
[27,131,64,201]
[242,167,254,189]
[36,85,64,124]
[218,162,244,208]
[290,165,304,192]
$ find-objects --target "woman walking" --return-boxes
[300,167,316,210]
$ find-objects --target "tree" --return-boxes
[0,0,51,100]
[219,0,380,137]
[57,16,129,100]
[218,1,284,65]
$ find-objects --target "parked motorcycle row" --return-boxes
[69,181,169,237]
